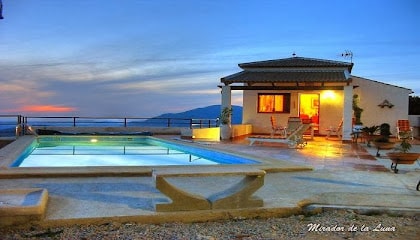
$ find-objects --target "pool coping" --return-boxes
[0,135,312,179]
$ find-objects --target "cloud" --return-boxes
[2,105,76,114]
[20,105,76,113]
[1,0,417,118]
[0,79,57,112]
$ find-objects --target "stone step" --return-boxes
[0,188,48,226]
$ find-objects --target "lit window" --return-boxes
[258,93,290,113]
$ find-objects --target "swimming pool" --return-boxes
[11,136,259,167]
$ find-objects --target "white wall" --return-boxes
[242,78,411,136]
[231,124,253,138]
[408,115,419,137]
[352,76,411,135]
[243,90,299,134]
[318,90,345,135]
[243,89,344,135]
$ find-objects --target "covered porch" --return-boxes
[219,57,357,142]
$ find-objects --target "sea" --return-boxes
[0,117,218,137]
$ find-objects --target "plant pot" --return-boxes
[372,141,395,157]
[386,152,420,164]
[220,124,232,140]
[372,141,395,150]
[386,152,420,173]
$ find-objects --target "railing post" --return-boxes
[167,118,170,127]
[124,118,127,127]
[14,115,19,137]
[73,117,76,127]
[22,116,27,135]
[19,115,23,137]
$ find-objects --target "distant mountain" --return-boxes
[149,105,243,124]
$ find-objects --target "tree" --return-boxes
[352,94,363,125]
[0,0,4,19]
[409,96,420,115]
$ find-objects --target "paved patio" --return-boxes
[0,136,419,227]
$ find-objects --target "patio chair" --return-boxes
[248,122,310,148]
[270,116,286,137]
[396,120,414,140]
[249,117,309,148]
[325,119,343,139]
[286,122,311,148]
[285,117,303,135]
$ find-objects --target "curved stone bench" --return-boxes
[152,167,265,212]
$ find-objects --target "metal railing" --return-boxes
[0,115,23,138]
[22,116,219,128]
[0,115,219,138]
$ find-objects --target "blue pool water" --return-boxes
[11,136,259,167]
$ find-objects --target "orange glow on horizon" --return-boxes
[20,105,76,113]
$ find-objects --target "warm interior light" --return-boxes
[299,94,319,122]
[90,139,98,143]
[322,91,336,100]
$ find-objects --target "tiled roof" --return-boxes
[239,57,353,71]
[221,70,349,85]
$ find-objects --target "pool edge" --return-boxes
[0,135,313,178]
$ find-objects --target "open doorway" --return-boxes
[299,93,319,132]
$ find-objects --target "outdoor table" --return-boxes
[351,129,363,143]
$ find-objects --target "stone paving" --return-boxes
[0,136,419,226]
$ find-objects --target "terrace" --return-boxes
[0,120,419,227]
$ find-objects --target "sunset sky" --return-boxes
[0,0,419,117]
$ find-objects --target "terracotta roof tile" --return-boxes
[221,70,348,85]
[239,57,353,71]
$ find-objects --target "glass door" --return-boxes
[299,93,319,131]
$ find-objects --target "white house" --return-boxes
[220,56,413,141]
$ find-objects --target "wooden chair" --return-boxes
[270,116,286,137]
[326,119,343,139]
[396,120,414,140]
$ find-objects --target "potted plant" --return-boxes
[387,132,420,173]
[361,125,379,147]
[219,107,232,140]
[372,123,395,156]
[352,94,364,127]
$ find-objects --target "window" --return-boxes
[258,93,290,113]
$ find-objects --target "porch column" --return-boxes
[342,85,353,142]
[221,85,232,121]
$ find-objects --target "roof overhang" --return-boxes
[217,85,359,90]
[221,70,351,86]
[227,86,346,90]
